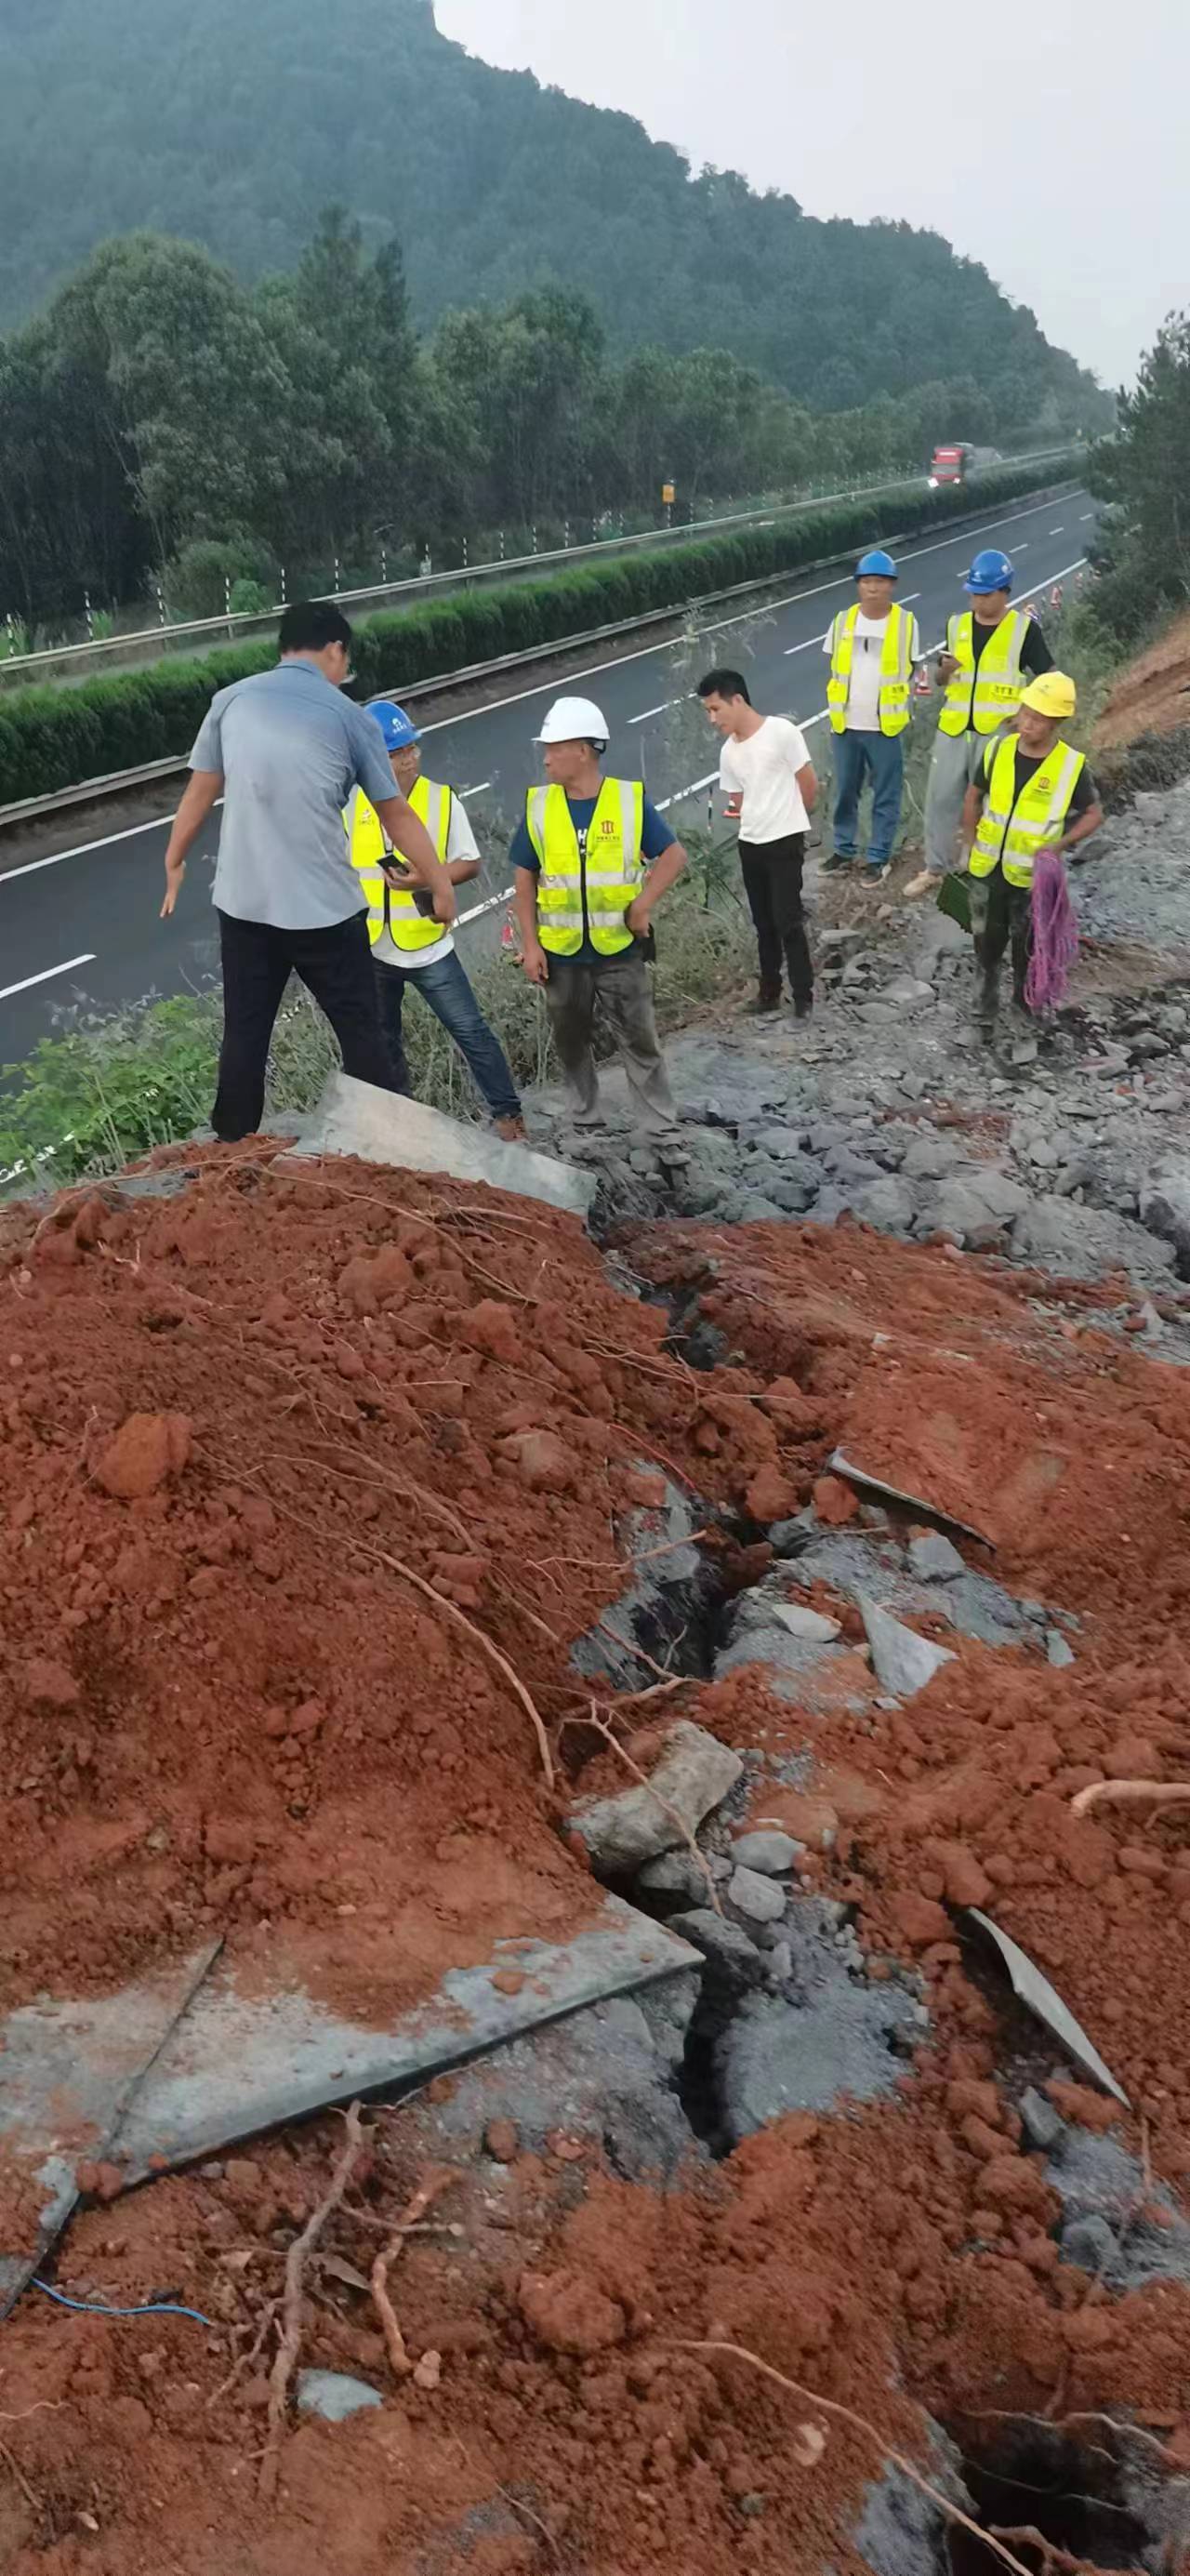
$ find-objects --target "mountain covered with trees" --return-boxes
[0,0,1102,431]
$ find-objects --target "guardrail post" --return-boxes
[153,578,167,629]
[563,519,570,551]
[84,591,94,642]
[463,535,469,569]
[225,574,233,638]
[380,545,388,585]
[532,525,538,555]
[333,555,342,598]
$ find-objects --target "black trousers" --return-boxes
[212,908,400,1141]
[739,834,813,1008]
[968,869,1033,1007]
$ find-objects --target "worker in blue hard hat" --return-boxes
[345,700,526,1138]
[822,551,922,885]
[907,547,1054,896]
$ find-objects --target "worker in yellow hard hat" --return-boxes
[958,671,1103,1039]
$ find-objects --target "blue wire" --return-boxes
[33,2278,214,2329]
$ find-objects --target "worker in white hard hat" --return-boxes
[509,697,689,1155]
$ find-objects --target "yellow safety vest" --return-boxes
[826,601,914,737]
[971,732,1085,890]
[938,609,1029,737]
[345,775,453,954]
[525,778,645,958]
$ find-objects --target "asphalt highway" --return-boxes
[0,489,1096,1067]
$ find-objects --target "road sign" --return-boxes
[662,483,675,508]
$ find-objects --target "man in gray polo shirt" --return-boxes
[161,598,453,1141]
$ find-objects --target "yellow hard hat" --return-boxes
[1020,670,1077,719]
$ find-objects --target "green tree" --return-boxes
[1090,311,1190,634]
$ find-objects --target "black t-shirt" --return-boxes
[961,615,1052,729]
[975,739,1097,871]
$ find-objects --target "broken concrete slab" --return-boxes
[568,1721,742,1876]
[860,1599,956,1699]
[830,1451,996,1550]
[106,1900,700,2187]
[965,1910,1129,2106]
[0,1945,220,2317]
[289,1070,596,1218]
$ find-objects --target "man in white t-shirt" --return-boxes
[698,667,819,1016]
[821,551,922,885]
[345,702,524,1136]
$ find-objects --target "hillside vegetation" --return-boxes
[0,0,1104,435]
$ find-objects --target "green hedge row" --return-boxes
[0,459,1075,806]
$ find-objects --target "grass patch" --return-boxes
[0,849,752,1193]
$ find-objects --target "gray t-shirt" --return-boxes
[189,660,399,929]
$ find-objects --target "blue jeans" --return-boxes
[376,949,522,1120]
[831,730,905,867]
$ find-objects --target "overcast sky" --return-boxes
[434,0,1185,389]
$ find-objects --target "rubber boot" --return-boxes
[973,944,999,1040]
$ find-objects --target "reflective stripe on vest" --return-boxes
[826,600,914,737]
[938,609,1029,737]
[345,776,452,952]
[970,734,1085,889]
[525,778,644,957]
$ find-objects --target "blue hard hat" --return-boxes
[966,549,1014,595]
[368,698,421,750]
[856,549,898,580]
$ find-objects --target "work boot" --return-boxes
[793,996,813,1022]
[822,853,853,875]
[494,1115,527,1143]
[748,985,783,1016]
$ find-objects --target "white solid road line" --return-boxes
[416,493,1086,735]
[1080,512,1094,522]
[0,494,1089,883]
[628,697,684,724]
[1051,526,1064,534]
[0,952,96,1001]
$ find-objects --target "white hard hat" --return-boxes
[535,696,610,747]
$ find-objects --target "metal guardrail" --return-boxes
[0,450,1076,690]
[0,467,1082,838]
